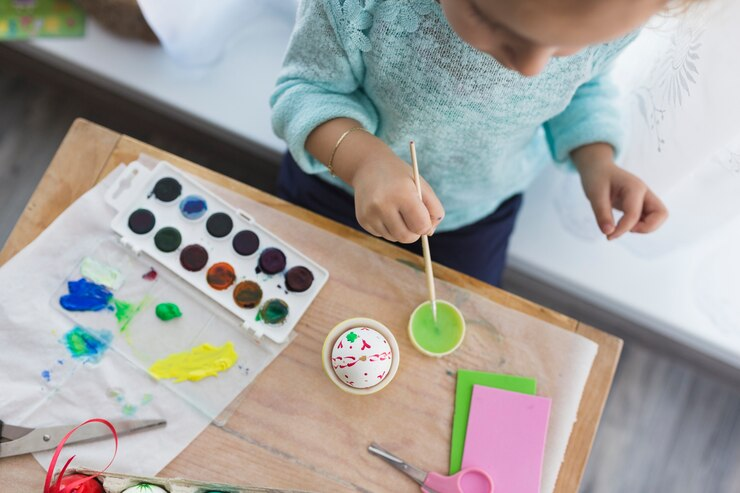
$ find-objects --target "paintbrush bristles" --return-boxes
[409,141,438,322]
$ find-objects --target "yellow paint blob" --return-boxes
[148,342,238,383]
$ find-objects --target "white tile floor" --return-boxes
[1,71,739,493]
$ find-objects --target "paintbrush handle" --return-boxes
[421,235,437,318]
[409,141,437,320]
[410,143,424,200]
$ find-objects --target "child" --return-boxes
[271,0,669,286]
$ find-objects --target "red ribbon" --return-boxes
[43,418,118,493]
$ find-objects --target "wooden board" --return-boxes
[0,119,622,492]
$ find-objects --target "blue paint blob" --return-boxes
[41,370,51,382]
[61,326,113,364]
[60,279,113,312]
[179,195,208,220]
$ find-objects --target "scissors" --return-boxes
[368,443,494,493]
[0,418,166,458]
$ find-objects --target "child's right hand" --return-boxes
[305,118,445,243]
[350,153,445,244]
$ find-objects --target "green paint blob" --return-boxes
[155,303,182,321]
[346,331,358,343]
[61,326,112,363]
[409,301,465,355]
[80,257,124,289]
[113,297,149,332]
[154,227,182,253]
[114,299,133,322]
[122,403,137,416]
[114,300,136,332]
[125,484,164,492]
[259,299,289,325]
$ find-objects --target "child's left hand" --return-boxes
[572,143,668,241]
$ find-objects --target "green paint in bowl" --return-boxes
[408,300,465,357]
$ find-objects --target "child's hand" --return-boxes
[572,143,668,241]
[351,154,445,243]
[306,118,445,244]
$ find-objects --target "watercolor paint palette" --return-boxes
[105,161,328,344]
[59,469,311,493]
[52,240,287,419]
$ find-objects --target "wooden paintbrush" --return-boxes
[409,141,437,322]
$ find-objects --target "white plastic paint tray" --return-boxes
[104,160,329,344]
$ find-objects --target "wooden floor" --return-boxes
[1,69,739,493]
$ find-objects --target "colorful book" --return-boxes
[0,0,85,41]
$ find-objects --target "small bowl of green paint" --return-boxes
[408,300,466,357]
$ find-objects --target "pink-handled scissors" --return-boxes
[368,443,494,493]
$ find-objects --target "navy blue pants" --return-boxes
[277,153,523,287]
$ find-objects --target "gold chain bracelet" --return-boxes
[327,126,367,176]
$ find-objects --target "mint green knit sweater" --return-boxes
[271,0,637,231]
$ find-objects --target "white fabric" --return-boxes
[137,0,297,66]
[0,168,210,475]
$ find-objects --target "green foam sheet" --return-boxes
[449,369,537,474]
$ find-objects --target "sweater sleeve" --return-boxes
[270,0,378,175]
[543,31,639,167]
[543,70,622,164]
